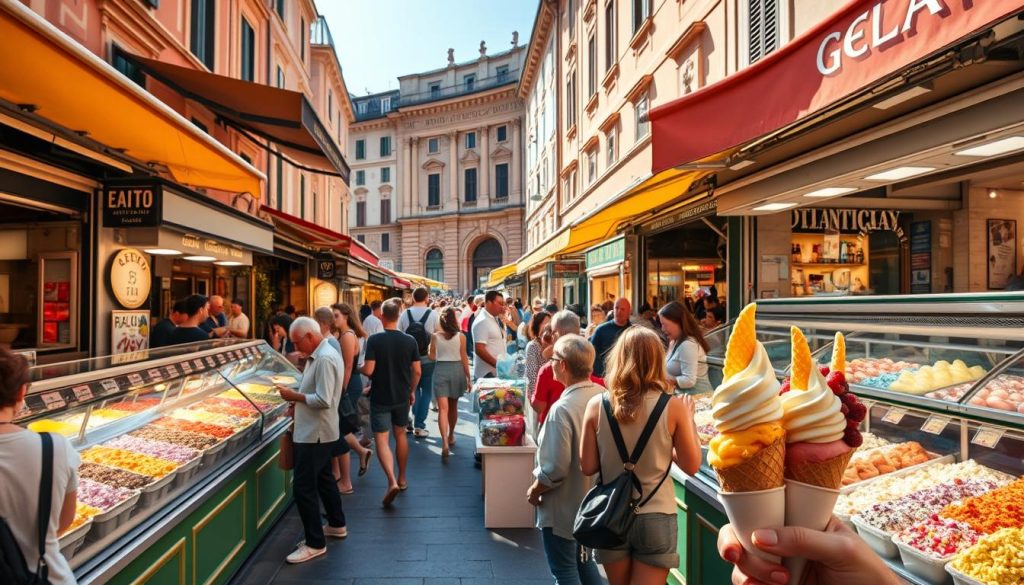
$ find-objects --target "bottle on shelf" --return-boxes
[855,245,864,264]
[792,243,801,263]
[839,241,848,263]
[811,244,820,263]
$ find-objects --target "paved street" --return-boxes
[230,398,568,585]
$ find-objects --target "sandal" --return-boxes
[398,482,408,491]
[358,450,372,477]
[337,480,354,495]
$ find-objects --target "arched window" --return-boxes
[425,248,444,282]
[471,238,503,289]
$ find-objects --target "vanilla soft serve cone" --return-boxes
[709,304,787,562]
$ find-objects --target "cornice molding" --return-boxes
[667,21,707,60]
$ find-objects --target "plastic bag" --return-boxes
[479,414,526,446]
[476,379,526,418]
[496,351,523,379]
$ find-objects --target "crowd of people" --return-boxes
[0,283,898,585]
[150,293,251,348]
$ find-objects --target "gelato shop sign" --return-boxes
[792,209,901,234]
[109,248,151,309]
[102,183,162,227]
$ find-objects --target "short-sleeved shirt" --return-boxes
[0,431,81,585]
[364,330,420,407]
[150,318,176,349]
[228,313,250,338]
[362,314,384,337]
[168,326,209,345]
[398,306,440,336]
[534,361,605,425]
[471,311,506,379]
[199,312,227,333]
[589,320,631,378]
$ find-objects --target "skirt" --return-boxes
[432,361,468,399]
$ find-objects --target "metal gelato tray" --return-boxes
[88,490,142,540]
[58,517,93,562]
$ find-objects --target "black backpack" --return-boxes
[0,432,54,585]
[405,309,432,356]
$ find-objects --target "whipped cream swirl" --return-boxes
[781,366,846,443]
[711,342,784,433]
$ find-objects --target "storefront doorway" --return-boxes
[471,238,503,292]
[644,218,727,310]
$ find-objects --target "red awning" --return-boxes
[392,277,412,289]
[649,0,1022,174]
[261,204,351,251]
[349,238,380,266]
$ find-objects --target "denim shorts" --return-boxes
[594,512,679,569]
[370,403,410,433]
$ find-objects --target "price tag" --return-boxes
[180,362,192,374]
[101,379,120,394]
[193,359,204,370]
[165,365,179,378]
[16,402,31,418]
[147,368,164,382]
[128,373,144,387]
[72,385,93,402]
[41,392,66,410]
[216,354,227,365]
[882,407,907,425]
[205,357,216,367]
[921,415,950,435]
[971,426,1006,449]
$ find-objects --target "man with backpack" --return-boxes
[398,287,440,437]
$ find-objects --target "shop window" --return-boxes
[380,198,391,224]
[380,136,391,156]
[425,248,444,282]
[746,0,779,64]
[427,173,441,207]
[465,168,478,203]
[634,92,649,141]
[240,17,255,82]
[190,0,216,70]
[495,164,509,199]
[356,201,366,227]
[381,233,390,252]
[355,139,366,160]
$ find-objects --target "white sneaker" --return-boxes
[413,428,429,438]
[324,524,348,539]
[286,543,326,564]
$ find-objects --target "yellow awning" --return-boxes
[0,1,264,195]
[516,169,705,272]
[392,271,449,291]
[484,262,519,288]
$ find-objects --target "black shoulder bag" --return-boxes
[573,393,671,549]
[0,431,54,585]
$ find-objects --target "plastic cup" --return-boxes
[784,479,840,585]
[718,485,786,563]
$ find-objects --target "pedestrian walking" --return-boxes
[588,298,633,378]
[331,304,374,485]
[0,348,81,585]
[471,290,509,380]
[658,301,712,393]
[428,307,471,459]
[398,287,440,438]
[360,298,421,507]
[275,317,347,564]
[527,335,604,585]
[579,327,702,585]
[362,300,384,337]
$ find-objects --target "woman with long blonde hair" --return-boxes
[330,303,372,494]
[580,327,702,585]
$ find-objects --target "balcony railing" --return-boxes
[398,68,520,108]
[354,94,399,122]
[310,15,334,47]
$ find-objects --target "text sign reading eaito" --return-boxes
[102,184,162,227]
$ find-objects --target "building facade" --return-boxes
[350,41,526,291]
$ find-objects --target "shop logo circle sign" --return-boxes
[110,248,151,309]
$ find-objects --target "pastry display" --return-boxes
[858,431,889,451]
[845,358,919,383]
[77,478,138,511]
[842,441,932,486]
[152,417,235,438]
[887,360,986,395]
[857,478,1001,533]
[781,330,862,487]
[893,515,981,560]
[105,435,200,464]
[167,409,249,428]
[78,462,154,489]
[61,502,101,536]
[476,379,526,418]
[479,414,525,446]
[966,374,1024,412]
[128,427,219,450]
[940,477,1024,534]
[189,402,258,419]
[708,304,786,491]
[950,527,1024,584]
[105,398,162,412]
[925,382,973,403]
[81,446,178,478]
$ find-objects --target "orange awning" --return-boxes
[0,1,263,195]
[128,55,350,183]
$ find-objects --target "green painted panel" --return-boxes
[130,538,186,585]
[255,451,287,533]
[193,484,247,585]
[686,485,732,585]
[673,479,688,583]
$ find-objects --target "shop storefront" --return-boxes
[585,237,629,309]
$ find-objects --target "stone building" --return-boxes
[350,41,526,292]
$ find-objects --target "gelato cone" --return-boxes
[710,304,787,562]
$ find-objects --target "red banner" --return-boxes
[650,0,1023,174]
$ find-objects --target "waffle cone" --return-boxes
[714,436,785,493]
[785,449,855,489]
[831,332,846,373]
[790,326,812,390]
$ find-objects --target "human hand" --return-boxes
[717,517,899,585]
[526,481,542,506]
[409,392,415,407]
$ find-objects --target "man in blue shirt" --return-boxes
[199,294,228,338]
[150,299,187,349]
[588,298,632,378]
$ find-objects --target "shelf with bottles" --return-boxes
[791,262,866,268]
[791,233,868,265]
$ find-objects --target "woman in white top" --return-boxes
[0,348,80,585]
[429,307,471,459]
[657,301,712,393]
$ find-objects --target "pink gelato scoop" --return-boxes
[785,439,853,467]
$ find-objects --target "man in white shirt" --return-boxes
[362,300,384,337]
[227,299,250,338]
[397,288,440,436]
[471,290,510,380]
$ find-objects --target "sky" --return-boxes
[319,0,538,96]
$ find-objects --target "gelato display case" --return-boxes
[672,294,1024,585]
[15,339,298,585]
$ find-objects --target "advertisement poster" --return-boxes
[112,311,150,355]
[910,221,931,294]
[988,219,1017,289]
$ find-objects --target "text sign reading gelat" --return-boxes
[109,249,152,310]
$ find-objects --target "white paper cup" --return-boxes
[784,479,840,585]
[718,486,786,563]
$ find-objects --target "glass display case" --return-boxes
[14,338,298,582]
[675,294,1024,585]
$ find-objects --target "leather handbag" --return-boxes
[278,429,295,471]
[573,393,671,549]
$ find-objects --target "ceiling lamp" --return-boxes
[803,187,857,198]
[752,202,797,211]
[954,136,1024,158]
[183,255,216,262]
[144,248,181,255]
[864,166,934,181]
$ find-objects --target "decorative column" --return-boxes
[479,125,490,207]
[409,137,419,214]
[402,137,413,217]
[448,130,459,208]
[511,118,522,203]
